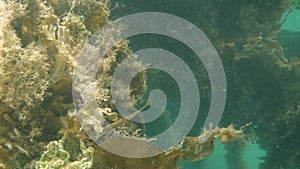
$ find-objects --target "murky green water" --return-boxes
[109,1,300,169]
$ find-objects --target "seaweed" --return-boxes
[1,0,299,168]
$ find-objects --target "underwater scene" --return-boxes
[0,0,300,168]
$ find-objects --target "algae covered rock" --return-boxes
[33,137,94,169]
[0,0,109,168]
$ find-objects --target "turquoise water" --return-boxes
[179,142,266,169]
[282,8,300,30]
